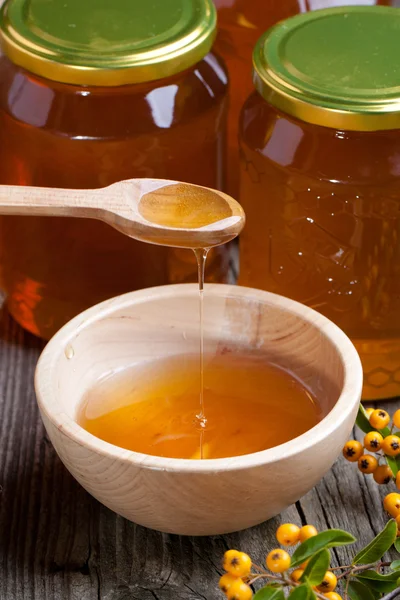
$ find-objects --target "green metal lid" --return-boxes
[0,0,216,86]
[253,6,400,131]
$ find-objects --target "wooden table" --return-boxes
[0,302,398,600]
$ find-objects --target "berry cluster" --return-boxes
[220,551,253,600]
[343,407,400,531]
[218,405,400,600]
[273,524,340,598]
[219,523,342,599]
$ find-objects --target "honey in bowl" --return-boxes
[77,352,321,459]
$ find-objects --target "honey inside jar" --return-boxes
[77,353,321,459]
[239,6,400,400]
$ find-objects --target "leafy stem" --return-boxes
[220,517,400,600]
[336,560,392,580]
[247,571,330,600]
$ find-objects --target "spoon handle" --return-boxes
[0,184,103,217]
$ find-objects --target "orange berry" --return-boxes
[342,440,363,462]
[396,472,400,490]
[291,569,304,583]
[226,579,253,600]
[317,571,337,593]
[324,593,343,600]
[266,549,291,573]
[373,465,393,485]
[358,454,378,474]
[299,525,318,542]
[384,493,400,517]
[219,574,239,595]
[364,431,383,452]
[393,410,400,429]
[369,409,390,430]
[365,408,374,417]
[300,559,310,569]
[276,523,300,546]
[382,435,400,457]
[223,550,252,578]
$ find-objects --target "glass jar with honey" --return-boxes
[213,0,392,196]
[239,6,400,400]
[0,0,228,339]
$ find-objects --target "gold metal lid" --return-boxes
[0,0,216,86]
[253,6,400,131]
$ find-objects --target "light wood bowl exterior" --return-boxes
[34,284,363,536]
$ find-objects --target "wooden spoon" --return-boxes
[0,179,245,248]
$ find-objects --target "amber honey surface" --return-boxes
[0,55,228,339]
[77,353,321,460]
[239,95,400,399]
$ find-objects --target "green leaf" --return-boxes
[356,404,375,434]
[356,569,400,593]
[394,537,400,553]
[352,520,397,564]
[356,404,391,436]
[291,529,356,568]
[300,549,330,586]
[253,587,285,600]
[288,584,316,599]
[391,560,400,569]
[348,580,380,600]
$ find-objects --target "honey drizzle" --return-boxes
[193,247,209,459]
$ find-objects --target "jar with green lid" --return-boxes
[0,0,228,339]
[213,0,393,196]
[239,6,400,400]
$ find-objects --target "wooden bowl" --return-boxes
[35,284,362,535]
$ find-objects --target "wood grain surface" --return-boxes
[0,300,398,599]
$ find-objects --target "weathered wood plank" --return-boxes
[0,304,398,600]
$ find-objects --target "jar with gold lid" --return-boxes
[0,0,228,339]
[239,6,400,400]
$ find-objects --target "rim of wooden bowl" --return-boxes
[35,284,363,473]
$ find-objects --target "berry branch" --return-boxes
[342,405,400,538]
[219,520,400,599]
